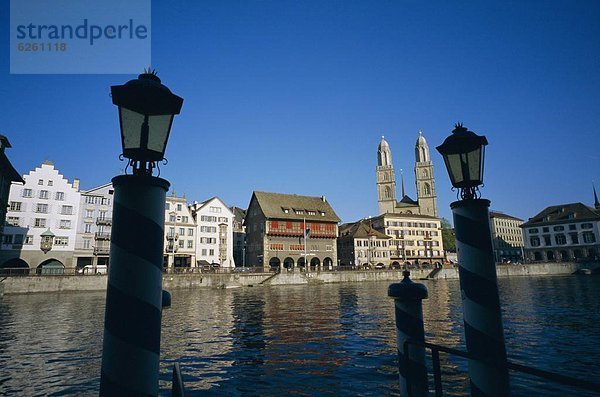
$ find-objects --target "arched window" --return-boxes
[420,147,427,161]
[423,183,431,196]
[384,186,392,199]
[422,169,428,178]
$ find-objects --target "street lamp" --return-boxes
[111,69,183,176]
[436,123,509,397]
[436,122,488,200]
[100,71,183,397]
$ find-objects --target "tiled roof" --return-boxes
[339,220,391,239]
[521,202,600,227]
[252,191,340,223]
[489,211,523,222]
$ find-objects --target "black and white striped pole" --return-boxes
[437,123,510,397]
[388,270,428,397]
[100,71,183,397]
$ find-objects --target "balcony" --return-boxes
[96,217,112,226]
[95,232,111,240]
[94,246,110,255]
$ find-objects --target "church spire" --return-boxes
[400,169,405,197]
[594,183,600,209]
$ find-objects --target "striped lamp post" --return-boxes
[437,123,510,397]
[100,71,183,396]
[388,270,428,397]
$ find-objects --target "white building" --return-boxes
[0,161,81,271]
[164,193,197,269]
[74,183,114,269]
[190,197,234,269]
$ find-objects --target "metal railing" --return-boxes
[403,339,600,396]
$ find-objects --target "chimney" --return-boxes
[73,178,80,191]
[321,195,326,202]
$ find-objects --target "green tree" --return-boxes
[441,217,456,252]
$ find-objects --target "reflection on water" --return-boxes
[0,276,598,396]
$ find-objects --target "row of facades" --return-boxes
[1,132,599,272]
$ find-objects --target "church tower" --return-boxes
[377,136,397,214]
[414,131,438,217]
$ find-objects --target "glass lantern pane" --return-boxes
[466,148,482,183]
[446,153,464,184]
[120,108,145,149]
[147,115,173,154]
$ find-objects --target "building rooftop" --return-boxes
[251,191,341,223]
[521,202,600,227]
[339,220,391,239]
[489,211,524,222]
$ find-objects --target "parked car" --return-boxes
[82,265,107,275]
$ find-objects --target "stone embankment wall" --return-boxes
[1,262,597,295]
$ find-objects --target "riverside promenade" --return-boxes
[0,262,597,295]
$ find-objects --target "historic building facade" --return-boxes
[231,206,247,267]
[489,211,524,263]
[0,136,24,231]
[376,131,438,217]
[189,197,234,268]
[371,212,444,266]
[73,182,114,269]
[0,161,81,270]
[164,193,197,269]
[521,201,600,262]
[337,219,393,268]
[245,191,340,270]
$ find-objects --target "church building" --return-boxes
[376,131,438,217]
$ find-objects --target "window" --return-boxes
[169,214,176,222]
[583,232,596,244]
[209,206,221,213]
[38,179,43,185]
[176,204,182,211]
[39,190,49,199]
[34,218,46,228]
[48,180,53,186]
[83,239,91,249]
[84,224,92,233]
[218,217,228,222]
[553,226,564,232]
[59,220,71,229]
[61,205,73,215]
[555,234,566,245]
[570,233,579,244]
[6,217,19,226]
[187,240,193,249]
[9,201,22,211]
[188,228,194,236]
[209,249,214,256]
[282,207,290,213]
[320,211,325,216]
[85,210,94,218]
[22,188,32,198]
[36,203,48,213]
[294,209,304,215]
[54,236,69,246]
[179,227,185,236]
[178,240,184,248]
[24,235,34,245]
[529,228,538,234]
[181,216,189,223]
[55,192,65,201]
[2,234,13,244]
[200,215,217,222]
[307,210,316,216]
[543,235,551,246]
[200,226,217,233]
[581,223,593,229]
[165,203,170,210]
[201,249,207,256]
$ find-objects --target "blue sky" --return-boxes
[1,0,600,223]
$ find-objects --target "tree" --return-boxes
[441,217,456,252]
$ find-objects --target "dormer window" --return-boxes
[294,209,304,215]
[282,207,290,214]
[307,210,316,216]
[319,211,325,216]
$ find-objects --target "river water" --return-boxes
[0,275,598,396]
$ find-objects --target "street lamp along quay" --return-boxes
[111,68,183,176]
[100,70,183,397]
[436,122,488,200]
[436,123,510,397]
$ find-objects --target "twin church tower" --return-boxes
[376,131,438,217]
